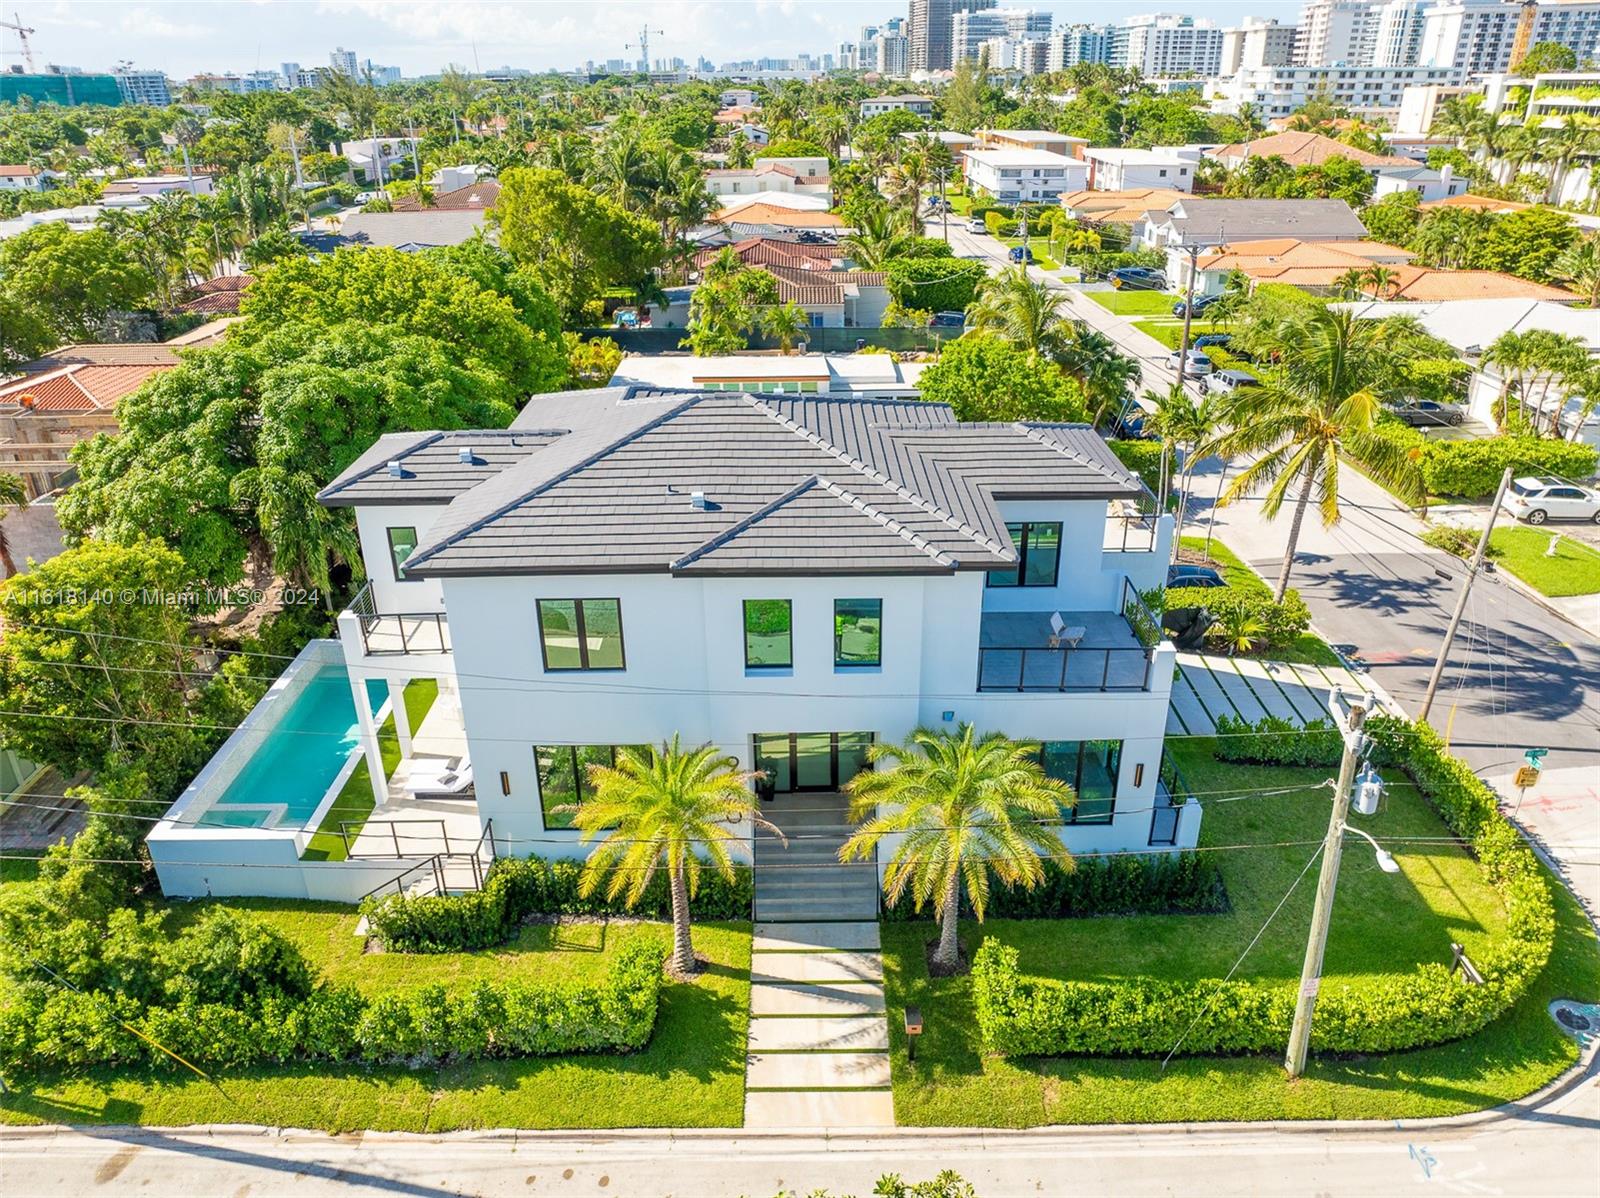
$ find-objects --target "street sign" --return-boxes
[1524,748,1549,768]
[1514,766,1541,790]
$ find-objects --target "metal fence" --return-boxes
[976,645,1154,693]
[1149,754,1189,847]
[349,584,451,655]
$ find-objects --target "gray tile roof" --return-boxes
[337,210,489,249]
[319,429,566,505]
[1152,198,1367,244]
[321,386,1143,579]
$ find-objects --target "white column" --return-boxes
[388,678,413,758]
[352,677,387,808]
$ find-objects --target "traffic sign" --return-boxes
[1514,766,1541,790]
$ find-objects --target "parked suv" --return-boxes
[1171,294,1222,318]
[1108,266,1165,290]
[1168,564,1226,589]
[1504,476,1600,525]
[1206,368,1258,395]
[1392,400,1465,428]
[967,217,987,234]
[1168,348,1213,376]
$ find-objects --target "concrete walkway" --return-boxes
[745,793,892,1128]
[1170,652,1404,735]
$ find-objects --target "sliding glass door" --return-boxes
[754,732,874,793]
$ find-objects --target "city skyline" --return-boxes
[14,0,1310,78]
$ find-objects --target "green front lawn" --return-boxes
[1490,526,1600,597]
[301,678,438,862]
[883,741,1600,1125]
[1,909,753,1131]
[1132,318,1238,350]
[1089,290,1179,316]
[999,238,1060,271]
[1175,535,1343,668]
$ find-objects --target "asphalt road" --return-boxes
[5,1051,1596,1197]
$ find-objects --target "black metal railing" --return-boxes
[356,819,496,904]
[975,645,1154,692]
[342,817,452,859]
[1121,576,1164,650]
[348,584,451,656]
[1148,753,1190,847]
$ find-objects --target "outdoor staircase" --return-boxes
[744,793,894,1128]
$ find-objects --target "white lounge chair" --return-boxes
[403,759,474,797]
[1048,612,1085,649]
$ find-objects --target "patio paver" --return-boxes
[744,1090,895,1128]
[1227,657,1303,722]
[750,982,887,1016]
[753,922,881,952]
[750,951,883,984]
[747,1016,889,1052]
[746,1052,892,1090]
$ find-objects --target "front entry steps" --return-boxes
[744,920,894,1128]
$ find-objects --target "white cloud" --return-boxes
[119,5,214,39]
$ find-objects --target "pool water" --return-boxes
[200,668,388,830]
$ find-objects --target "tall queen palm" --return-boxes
[839,725,1074,976]
[1211,307,1426,601]
[569,737,775,978]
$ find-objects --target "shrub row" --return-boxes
[1164,586,1312,651]
[0,937,666,1074]
[972,718,1554,1059]
[1213,713,1343,767]
[885,853,1226,922]
[1367,425,1598,501]
[362,854,753,954]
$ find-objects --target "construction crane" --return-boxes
[626,26,664,74]
[1508,0,1538,72]
[1,11,36,72]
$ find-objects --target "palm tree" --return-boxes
[966,267,1072,357]
[838,725,1074,976]
[1552,234,1600,307]
[0,471,27,578]
[1360,264,1398,299]
[1057,325,1140,422]
[1536,118,1600,204]
[589,128,651,211]
[763,301,810,354]
[1333,266,1370,299]
[1211,308,1427,601]
[1145,384,1222,534]
[841,203,916,269]
[569,737,773,977]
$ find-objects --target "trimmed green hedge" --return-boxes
[1367,425,1598,501]
[972,718,1554,1058]
[1,933,666,1073]
[1214,713,1342,767]
[363,855,753,954]
[883,853,1227,922]
[1165,586,1312,651]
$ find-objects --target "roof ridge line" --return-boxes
[669,475,822,571]
[813,477,955,568]
[746,396,1010,558]
[405,394,705,570]
[1017,423,1128,486]
[319,431,445,498]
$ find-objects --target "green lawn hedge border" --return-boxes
[1213,713,1342,767]
[1163,586,1313,651]
[1366,424,1597,501]
[1,935,666,1074]
[972,717,1554,1058]
[363,855,753,954]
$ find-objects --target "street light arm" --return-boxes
[1341,824,1400,873]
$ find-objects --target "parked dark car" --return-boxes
[928,310,966,329]
[1108,266,1166,290]
[1168,564,1227,589]
[1008,246,1035,264]
[1392,400,1465,428]
[1193,333,1232,349]
[1171,294,1222,318]
[1114,411,1153,440]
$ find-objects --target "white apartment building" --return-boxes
[952,7,1053,62]
[860,94,935,118]
[965,149,1091,202]
[1478,70,1600,205]
[1295,0,1382,65]
[1212,62,1463,117]
[1046,24,1115,69]
[149,387,1194,901]
[1082,147,1198,192]
[1419,0,1600,74]
[1373,0,1429,64]
[1114,13,1225,76]
[703,159,832,204]
[1221,18,1300,73]
[113,70,172,106]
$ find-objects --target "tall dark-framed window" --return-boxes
[535,743,652,829]
[1028,739,1121,824]
[988,521,1062,588]
[537,598,625,671]
[387,526,419,581]
[744,599,792,668]
[834,598,882,667]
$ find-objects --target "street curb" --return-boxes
[3,1040,1593,1147]
[1481,559,1597,640]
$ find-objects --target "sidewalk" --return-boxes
[1488,765,1600,923]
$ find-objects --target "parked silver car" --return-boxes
[1504,476,1600,525]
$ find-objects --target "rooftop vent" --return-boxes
[691,490,708,510]
[386,459,404,478]
[457,446,475,464]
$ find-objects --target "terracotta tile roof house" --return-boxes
[1418,193,1531,214]
[1381,268,1577,303]
[709,203,845,228]
[390,179,501,211]
[178,273,252,316]
[692,237,843,273]
[1059,187,1191,225]
[0,164,38,178]
[1208,132,1413,171]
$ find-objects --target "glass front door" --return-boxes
[754,732,874,793]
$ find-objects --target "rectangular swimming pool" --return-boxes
[198,666,388,830]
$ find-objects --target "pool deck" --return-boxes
[351,690,483,859]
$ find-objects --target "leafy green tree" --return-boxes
[237,244,567,395]
[1515,41,1578,73]
[884,257,988,313]
[1212,308,1428,600]
[1468,206,1578,282]
[1361,190,1422,247]
[61,324,517,592]
[0,223,154,340]
[0,292,53,372]
[755,137,828,160]
[839,725,1074,975]
[569,737,768,977]
[0,539,199,780]
[491,166,667,322]
[0,471,25,577]
[918,335,1090,423]
[1552,234,1600,308]
[682,251,780,356]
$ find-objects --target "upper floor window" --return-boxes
[988,521,1062,588]
[387,527,418,581]
[744,599,792,668]
[834,598,882,667]
[537,598,625,671]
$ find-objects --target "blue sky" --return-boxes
[16,1,1306,78]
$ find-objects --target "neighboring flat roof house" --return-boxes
[1082,148,1197,194]
[964,149,1091,205]
[337,209,489,250]
[860,94,934,117]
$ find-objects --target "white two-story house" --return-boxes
[323,383,1191,850]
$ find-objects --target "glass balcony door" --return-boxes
[754,732,874,793]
